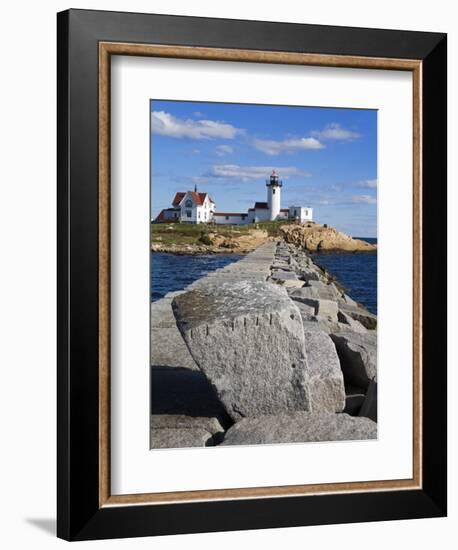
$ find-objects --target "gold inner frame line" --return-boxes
[98,41,422,507]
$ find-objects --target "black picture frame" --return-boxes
[57,8,447,541]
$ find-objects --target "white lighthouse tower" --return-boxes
[266,170,282,221]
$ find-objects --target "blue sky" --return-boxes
[150,100,377,237]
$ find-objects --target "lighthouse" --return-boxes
[156,169,314,225]
[266,170,282,221]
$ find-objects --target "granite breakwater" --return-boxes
[150,241,377,449]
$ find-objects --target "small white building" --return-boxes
[212,212,249,225]
[154,171,313,225]
[288,206,313,224]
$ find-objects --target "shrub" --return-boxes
[198,234,213,246]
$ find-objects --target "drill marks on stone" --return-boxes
[173,280,311,421]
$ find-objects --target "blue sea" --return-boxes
[151,240,377,314]
[311,237,377,314]
[151,253,242,302]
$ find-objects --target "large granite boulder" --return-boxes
[298,268,321,283]
[150,427,214,449]
[270,271,299,282]
[339,304,377,330]
[330,331,377,388]
[304,331,345,413]
[221,412,377,445]
[151,327,199,371]
[290,284,338,302]
[280,279,305,289]
[172,280,311,421]
[151,414,224,435]
[337,310,367,333]
[150,298,179,329]
[150,414,225,449]
[296,298,339,322]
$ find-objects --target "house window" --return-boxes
[272,188,276,194]
[294,209,297,216]
[186,210,192,218]
[185,199,193,208]
[225,216,229,220]
[198,212,200,219]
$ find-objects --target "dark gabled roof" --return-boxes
[153,209,169,222]
[172,192,186,207]
[254,202,268,210]
[154,207,180,223]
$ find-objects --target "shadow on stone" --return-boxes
[151,366,232,429]
[359,379,377,422]
[343,384,366,416]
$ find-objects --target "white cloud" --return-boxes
[352,194,377,205]
[215,145,234,156]
[356,179,377,188]
[151,111,244,140]
[253,137,325,156]
[312,123,360,141]
[329,185,342,192]
[207,164,310,182]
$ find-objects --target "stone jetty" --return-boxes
[150,241,377,449]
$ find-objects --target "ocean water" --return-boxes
[151,253,243,301]
[151,241,377,315]
[311,237,377,314]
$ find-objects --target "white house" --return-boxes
[154,171,313,224]
[155,189,215,224]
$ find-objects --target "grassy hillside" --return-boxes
[151,220,296,246]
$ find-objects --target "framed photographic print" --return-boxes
[57,9,447,541]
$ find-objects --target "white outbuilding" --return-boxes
[288,206,314,224]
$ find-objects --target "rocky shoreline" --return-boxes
[280,224,377,253]
[150,240,377,449]
[151,243,251,255]
[151,223,376,255]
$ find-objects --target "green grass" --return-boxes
[151,220,295,245]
